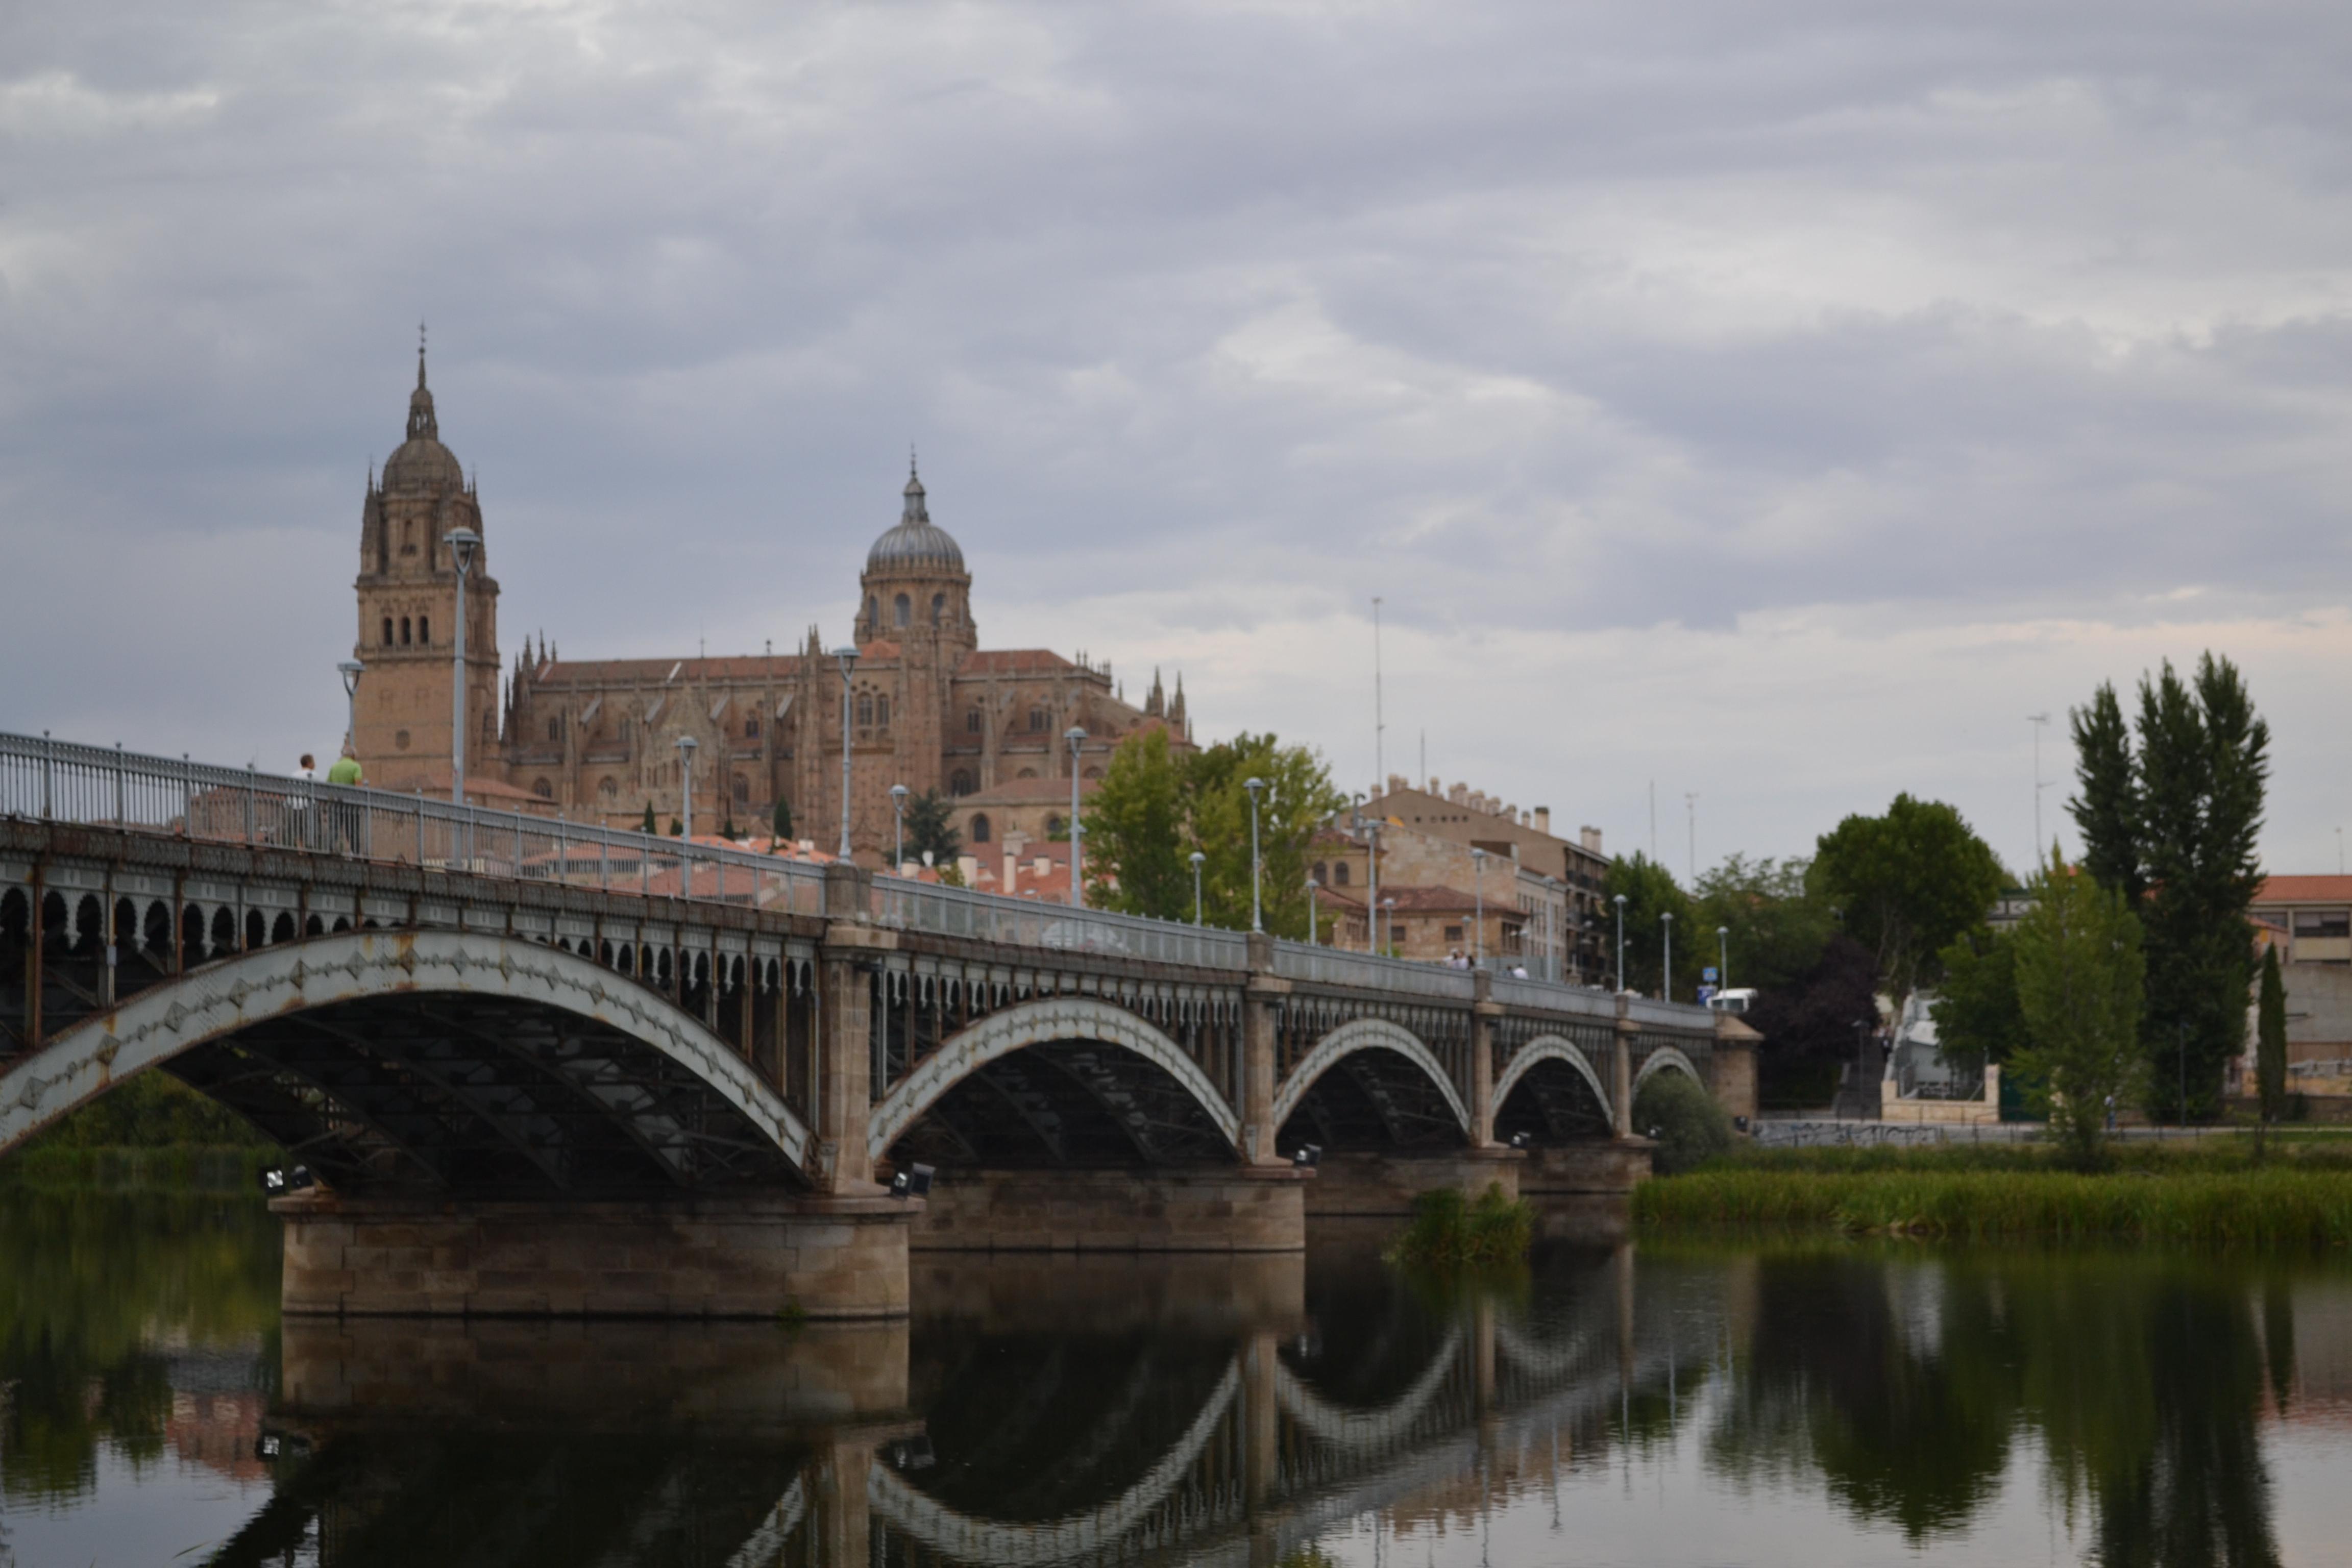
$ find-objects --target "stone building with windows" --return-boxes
[347,355,1195,863]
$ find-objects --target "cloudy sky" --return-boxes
[5,0,2349,879]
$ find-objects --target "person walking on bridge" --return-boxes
[326,748,363,850]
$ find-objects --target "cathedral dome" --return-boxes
[382,355,463,490]
[865,466,964,573]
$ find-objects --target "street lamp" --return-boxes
[443,528,480,806]
[1243,777,1267,931]
[1470,847,1487,969]
[1717,925,1730,996]
[1307,875,1321,945]
[1190,850,1207,925]
[675,734,698,843]
[1613,894,1628,993]
[1662,911,1674,1002]
[832,646,858,860]
[890,783,909,872]
[1065,727,1088,910]
[336,660,364,760]
[1381,895,1397,958]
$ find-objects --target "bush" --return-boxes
[1633,1070,1732,1174]
[1389,1183,1534,1267]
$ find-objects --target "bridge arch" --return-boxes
[1491,1033,1612,1121]
[865,995,1241,1164]
[0,929,811,1187]
[1633,1044,1703,1094]
[1269,1017,1470,1140]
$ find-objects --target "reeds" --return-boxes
[1633,1165,2352,1247]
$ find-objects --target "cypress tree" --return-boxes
[2068,682,2142,906]
[772,796,794,842]
[640,801,656,836]
[2258,943,2288,1127]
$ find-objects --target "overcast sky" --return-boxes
[5,1,2349,880]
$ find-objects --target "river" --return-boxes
[4,1190,2350,1566]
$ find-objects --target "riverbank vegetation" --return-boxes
[0,1070,276,1192]
[1635,1138,2352,1247]
[1388,1183,1534,1267]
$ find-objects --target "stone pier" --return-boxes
[906,1166,1308,1253]
[276,1191,914,1319]
[1301,1148,1525,1217]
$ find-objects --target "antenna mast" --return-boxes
[1373,596,1386,793]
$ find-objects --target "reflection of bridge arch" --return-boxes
[1275,1322,1466,1453]
[1270,1018,1469,1138]
[868,1359,1242,1564]
[865,995,1240,1164]
[0,929,810,1187]
[1492,1033,1612,1120]
[1634,1045,1702,1093]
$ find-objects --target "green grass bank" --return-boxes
[1633,1136,2352,1248]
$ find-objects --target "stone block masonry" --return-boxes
[908,1167,1308,1253]
[277,1191,913,1319]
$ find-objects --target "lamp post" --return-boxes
[1470,847,1487,968]
[1381,895,1396,958]
[1243,776,1267,931]
[1307,875,1321,945]
[1613,894,1628,993]
[1717,925,1730,995]
[1662,911,1674,1002]
[443,529,480,807]
[832,646,858,860]
[1065,727,1088,910]
[675,734,698,843]
[1190,850,1206,925]
[336,660,364,758]
[890,783,909,872]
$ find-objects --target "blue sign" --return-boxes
[1702,966,1719,984]
[1697,985,1718,1006]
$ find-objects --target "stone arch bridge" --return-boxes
[0,734,1752,1316]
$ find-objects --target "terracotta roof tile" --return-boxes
[2257,876,2352,904]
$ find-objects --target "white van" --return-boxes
[1708,988,1759,1016]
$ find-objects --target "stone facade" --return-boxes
[346,358,1194,863]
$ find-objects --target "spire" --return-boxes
[902,452,928,525]
[1146,667,1165,718]
[405,325,439,444]
[1169,673,1187,726]
[417,321,428,390]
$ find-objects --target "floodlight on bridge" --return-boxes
[1291,1143,1321,1169]
[258,1164,315,1196]
[890,1161,936,1199]
[1509,1131,1532,1150]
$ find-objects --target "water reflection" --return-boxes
[8,1193,2352,1566]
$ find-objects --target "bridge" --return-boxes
[0,732,1751,1318]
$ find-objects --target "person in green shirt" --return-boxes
[325,750,363,851]
[326,752,362,787]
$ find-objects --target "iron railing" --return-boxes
[1268,941,1477,1000]
[1488,973,1619,1019]
[873,878,1251,970]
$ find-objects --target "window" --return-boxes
[1334,862,1351,886]
[546,717,561,742]
[971,814,991,844]
[950,769,976,796]
[875,696,890,728]
[733,774,749,803]
[1390,924,1407,946]
[2295,911,2351,938]
[1444,924,1464,943]
[932,593,945,625]
[1029,707,1048,731]
[418,615,430,645]
[598,776,618,800]
[1312,862,1328,885]
[866,596,878,627]
[745,717,760,738]
[1045,814,1064,837]
[400,616,412,646]
[967,709,982,733]
[532,778,553,799]
[382,617,394,646]
[857,694,874,726]
[894,593,910,628]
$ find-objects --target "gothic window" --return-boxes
[619,719,632,747]
[1028,707,1047,732]
[931,593,945,625]
[381,617,394,646]
[971,814,991,844]
[598,776,618,800]
[875,696,890,728]
[1334,862,1351,886]
[949,769,976,796]
[400,617,412,646]
[546,717,561,743]
[419,615,430,645]
[532,778,553,799]
[866,596,878,627]
[857,694,874,727]
[1045,814,1065,837]
[1082,766,1102,780]
[733,774,749,803]
[894,593,910,628]
[745,717,760,738]
[966,709,982,733]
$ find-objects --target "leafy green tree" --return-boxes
[772,794,794,842]
[1084,728,1191,919]
[901,789,961,865]
[1692,853,1835,996]
[2257,944,2288,1129]
[2068,654,2270,1119]
[1082,729,1344,938]
[640,801,657,836]
[1601,852,1690,997]
[1810,794,2007,1018]
[1930,927,2030,1079]
[2010,849,2146,1166]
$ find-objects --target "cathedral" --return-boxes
[350,352,1195,864]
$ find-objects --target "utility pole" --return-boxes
[2028,712,2051,867]
[1649,780,1656,863]
[1685,792,1697,884]
[1372,596,1386,792]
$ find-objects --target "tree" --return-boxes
[1810,795,2007,1019]
[2066,653,2270,1120]
[2257,944,2288,1129]
[669,817,683,837]
[1600,852,1689,998]
[1930,927,2030,1080]
[902,789,961,866]
[772,795,794,842]
[1691,854,1835,997]
[641,801,657,836]
[1744,933,1881,1110]
[1081,729,1344,938]
[2010,848,2146,1167]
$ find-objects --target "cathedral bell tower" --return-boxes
[350,343,501,794]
